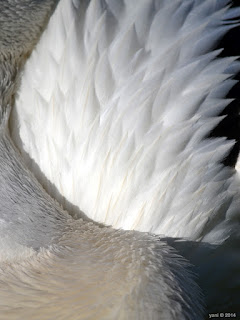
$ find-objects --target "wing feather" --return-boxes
[11,0,240,244]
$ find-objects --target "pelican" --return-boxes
[0,0,240,318]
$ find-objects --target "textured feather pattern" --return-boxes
[0,129,203,320]
[12,0,240,242]
[8,0,240,315]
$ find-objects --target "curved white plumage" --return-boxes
[12,0,240,241]
[9,0,240,316]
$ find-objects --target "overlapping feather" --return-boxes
[12,0,240,244]
[8,0,240,314]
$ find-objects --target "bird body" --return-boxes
[0,120,203,319]
[0,0,239,318]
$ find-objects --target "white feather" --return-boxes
[12,0,240,239]
[8,0,240,315]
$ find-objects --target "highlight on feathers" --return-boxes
[11,0,240,239]
[0,0,239,318]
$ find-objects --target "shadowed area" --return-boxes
[209,1,240,167]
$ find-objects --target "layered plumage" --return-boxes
[0,0,239,318]
[11,0,240,240]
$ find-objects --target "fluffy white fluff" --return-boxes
[0,118,203,319]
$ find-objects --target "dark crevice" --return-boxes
[208,1,240,168]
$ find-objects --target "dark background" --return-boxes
[210,0,240,167]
